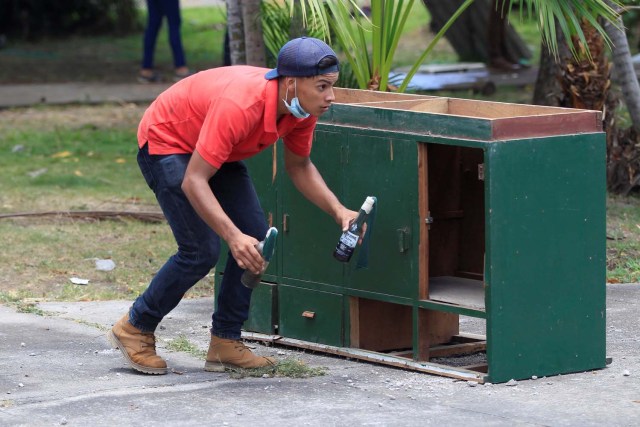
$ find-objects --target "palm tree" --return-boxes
[276,0,621,92]
[225,0,266,66]
[602,0,640,194]
[529,1,640,194]
[226,0,245,65]
[603,0,640,134]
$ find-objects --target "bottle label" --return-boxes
[339,231,359,249]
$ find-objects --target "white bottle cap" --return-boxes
[361,196,376,214]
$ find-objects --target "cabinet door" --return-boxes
[280,130,345,285]
[343,134,417,298]
[243,282,277,334]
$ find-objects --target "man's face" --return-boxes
[290,73,339,117]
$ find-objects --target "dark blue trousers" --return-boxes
[142,0,186,69]
[131,144,268,339]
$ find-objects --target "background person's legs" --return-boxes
[141,0,164,79]
[161,0,187,71]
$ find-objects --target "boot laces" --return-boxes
[140,332,157,351]
[234,342,250,353]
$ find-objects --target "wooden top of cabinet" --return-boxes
[324,88,602,142]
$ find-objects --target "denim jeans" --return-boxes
[130,144,267,339]
[142,0,186,69]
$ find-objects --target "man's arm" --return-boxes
[181,150,265,274]
[284,145,357,231]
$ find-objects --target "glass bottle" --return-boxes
[333,196,375,263]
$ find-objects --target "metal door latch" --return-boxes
[425,215,434,230]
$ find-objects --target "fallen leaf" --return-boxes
[116,158,126,164]
[74,170,83,176]
[52,151,72,158]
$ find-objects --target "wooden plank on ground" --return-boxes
[429,341,487,358]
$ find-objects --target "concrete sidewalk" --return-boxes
[0,67,539,109]
[0,82,171,108]
[1,284,639,426]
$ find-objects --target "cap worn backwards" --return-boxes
[264,37,339,80]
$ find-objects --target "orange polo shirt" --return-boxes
[137,66,317,169]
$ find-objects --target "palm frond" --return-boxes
[512,0,622,59]
[275,0,625,93]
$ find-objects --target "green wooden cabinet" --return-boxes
[242,282,277,335]
[280,130,344,286]
[278,285,344,347]
[342,133,417,298]
[217,88,606,383]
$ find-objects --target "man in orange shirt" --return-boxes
[107,37,358,374]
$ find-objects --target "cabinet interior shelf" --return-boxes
[426,276,485,312]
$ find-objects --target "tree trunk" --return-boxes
[226,0,246,65]
[422,0,531,64]
[603,1,640,194]
[533,21,570,106]
[604,2,640,134]
[289,0,305,39]
[241,0,266,66]
[532,42,563,106]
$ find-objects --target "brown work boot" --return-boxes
[107,314,168,375]
[204,335,276,372]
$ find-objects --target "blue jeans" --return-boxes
[130,144,268,339]
[142,0,186,69]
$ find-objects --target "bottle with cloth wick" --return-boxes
[333,196,376,263]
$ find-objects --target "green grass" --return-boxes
[0,6,228,83]
[164,335,326,379]
[0,292,45,315]
[0,105,214,302]
[1,123,150,210]
[166,335,207,359]
[226,358,327,380]
[606,195,640,283]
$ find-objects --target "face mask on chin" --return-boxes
[283,79,310,119]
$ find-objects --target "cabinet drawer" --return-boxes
[244,283,277,335]
[278,285,343,347]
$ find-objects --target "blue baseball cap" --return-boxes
[265,37,339,80]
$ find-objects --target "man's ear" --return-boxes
[284,77,296,90]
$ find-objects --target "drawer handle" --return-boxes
[302,311,315,319]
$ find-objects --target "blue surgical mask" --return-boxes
[283,80,310,119]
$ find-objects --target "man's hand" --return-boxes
[182,151,265,274]
[336,207,367,244]
[227,232,265,275]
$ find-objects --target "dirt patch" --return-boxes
[0,103,147,132]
